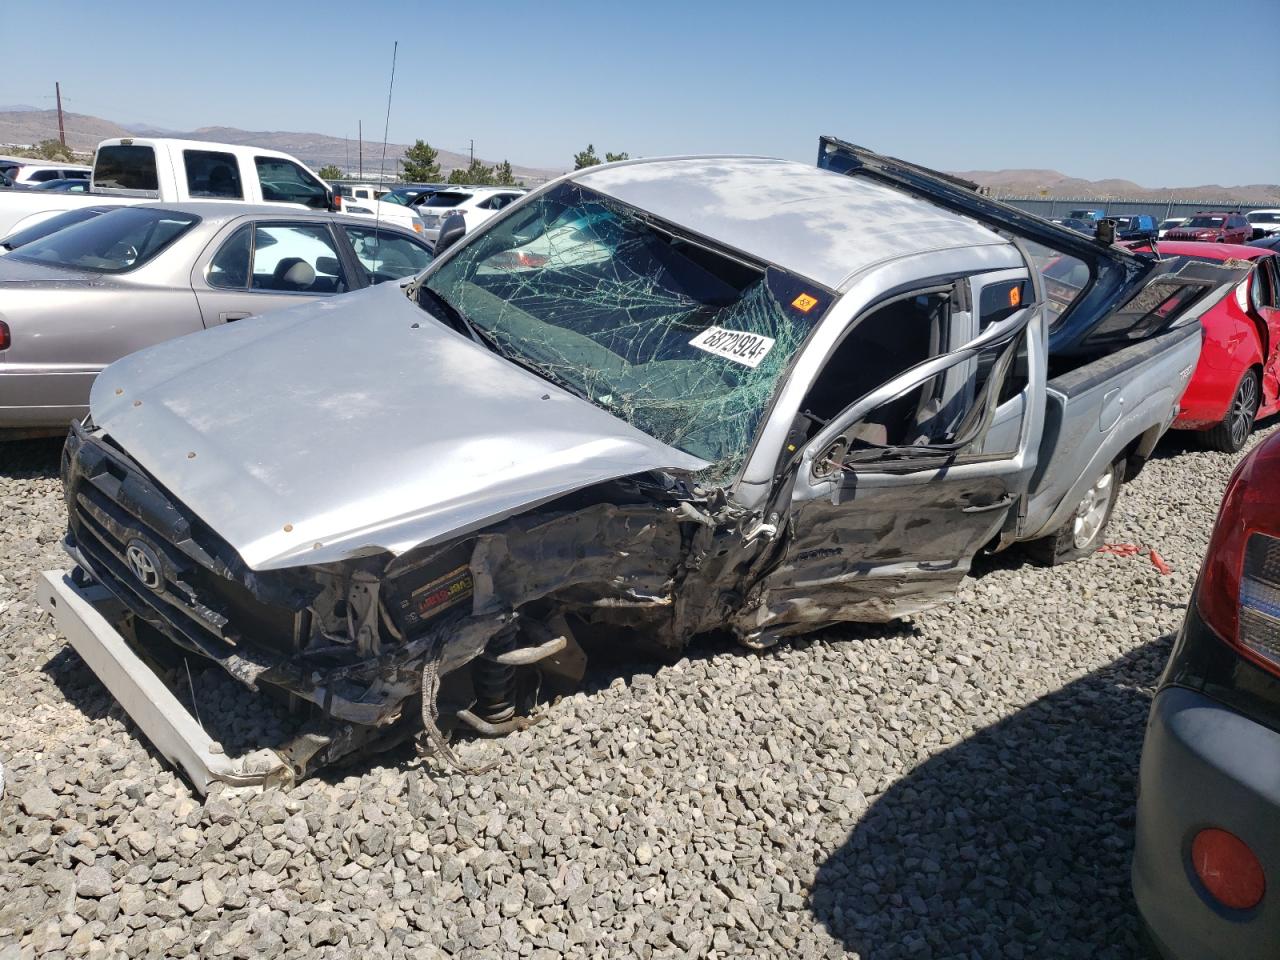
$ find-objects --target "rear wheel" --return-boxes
[1201,370,1258,454]
[1026,461,1122,566]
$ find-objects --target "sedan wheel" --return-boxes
[1202,371,1259,454]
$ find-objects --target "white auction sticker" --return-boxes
[689,326,776,369]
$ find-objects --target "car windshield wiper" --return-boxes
[416,284,495,346]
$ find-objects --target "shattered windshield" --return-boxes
[420,181,830,479]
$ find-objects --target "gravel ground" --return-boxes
[0,425,1272,959]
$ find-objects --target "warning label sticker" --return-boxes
[689,326,777,369]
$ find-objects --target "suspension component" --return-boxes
[472,629,518,724]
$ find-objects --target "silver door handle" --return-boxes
[961,495,1014,513]
[219,311,251,322]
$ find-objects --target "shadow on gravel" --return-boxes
[811,636,1174,960]
[1,437,64,479]
[1151,413,1279,462]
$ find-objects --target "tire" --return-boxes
[1200,370,1259,454]
[1026,460,1122,566]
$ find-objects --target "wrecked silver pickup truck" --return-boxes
[38,137,1248,791]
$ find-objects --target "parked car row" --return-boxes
[0,137,529,250]
[0,157,91,188]
[1055,209,1280,244]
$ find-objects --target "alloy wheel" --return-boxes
[1072,471,1113,550]
[1230,375,1259,450]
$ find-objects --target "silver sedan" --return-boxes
[0,201,433,437]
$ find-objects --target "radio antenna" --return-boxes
[372,40,399,250]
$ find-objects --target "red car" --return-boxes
[1127,241,1280,451]
[1132,430,1280,957]
[1165,212,1253,244]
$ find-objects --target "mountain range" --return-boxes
[0,109,564,183]
[2,108,1277,201]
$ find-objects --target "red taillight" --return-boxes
[1197,435,1280,676]
[0,320,9,350]
[1192,828,1266,909]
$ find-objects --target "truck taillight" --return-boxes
[0,320,9,350]
[1197,440,1280,677]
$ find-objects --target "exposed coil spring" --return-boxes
[473,630,518,723]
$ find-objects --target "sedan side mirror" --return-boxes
[434,213,467,256]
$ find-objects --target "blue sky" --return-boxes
[5,0,1278,185]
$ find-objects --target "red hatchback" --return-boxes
[1127,241,1280,451]
[1165,212,1253,245]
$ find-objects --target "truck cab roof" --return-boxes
[574,156,1013,291]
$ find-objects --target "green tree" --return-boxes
[36,139,72,162]
[494,160,516,186]
[447,159,495,185]
[401,140,442,182]
[573,144,600,170]
[316,164,344,181]
[604,151,630,163]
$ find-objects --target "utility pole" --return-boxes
[358,120,363,179]
[469,139,474,165]
[55,82,66,149]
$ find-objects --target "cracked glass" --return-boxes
[420,182,831,480]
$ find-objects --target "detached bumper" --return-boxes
[1132,685,1280,959]
[35,569,293,795]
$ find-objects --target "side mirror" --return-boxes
[1095,219,1117,245]
[326,188,341,213]
[434,213,466,256]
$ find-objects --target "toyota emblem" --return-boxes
[125,539,164,591]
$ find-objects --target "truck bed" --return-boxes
[1022,322,1200,542]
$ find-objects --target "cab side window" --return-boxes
[185,150,243,199]
[798,290,951,441]
[255,157,329,209]
[798,275,1031,465]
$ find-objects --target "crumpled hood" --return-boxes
[90,283,708,571]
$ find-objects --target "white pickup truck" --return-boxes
[0,137,341,239]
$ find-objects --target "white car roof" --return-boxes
[17,163,91,172]
[574,156,1011,290]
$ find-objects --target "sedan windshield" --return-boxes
[1248,212,1280,224]
[10,206,199,273]
[421,181,830,478]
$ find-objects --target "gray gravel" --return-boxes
[0,426,1272,959]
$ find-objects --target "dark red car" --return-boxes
[1166,212,1253,244]
[1132,429,1280,957]
[1127,241,1280,451]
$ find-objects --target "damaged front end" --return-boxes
[52,421,768,789]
